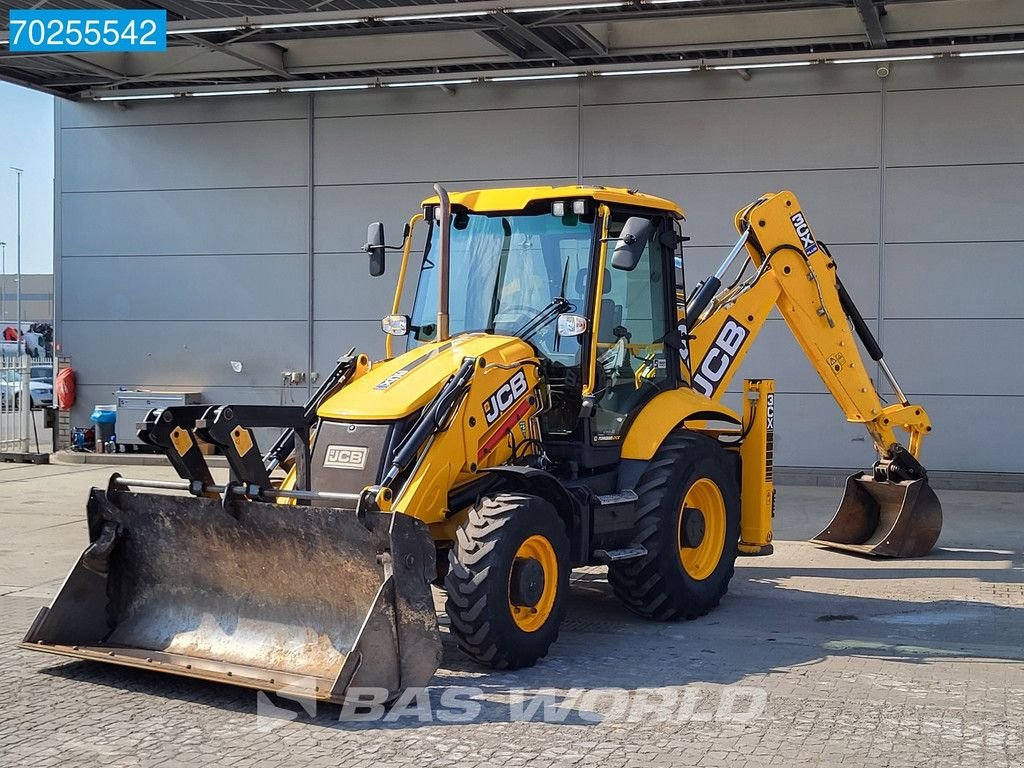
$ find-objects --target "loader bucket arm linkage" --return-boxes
[18,348,474,703]
[685,191,941,557]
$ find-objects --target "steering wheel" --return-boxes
[494,303,545,326]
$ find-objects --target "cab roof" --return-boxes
[421,185,685,218]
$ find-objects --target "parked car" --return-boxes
[0,370,53,409]
[30,364,54,386]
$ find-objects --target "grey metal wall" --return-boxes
[56,58,1024,473]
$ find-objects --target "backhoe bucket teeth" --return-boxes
[810,473,942,558]
[21,487,442,703]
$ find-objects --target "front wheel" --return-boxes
[609,433,740,621]
[444,493,570,669]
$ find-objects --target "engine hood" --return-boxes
[317,333,538,422]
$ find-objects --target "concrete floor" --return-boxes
[1,462,1022,767]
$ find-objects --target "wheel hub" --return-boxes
[509,557,545,608]
[680,506,706,549]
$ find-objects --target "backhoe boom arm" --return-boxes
[686,191,932,477]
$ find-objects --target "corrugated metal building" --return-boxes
[4,0,1022,477]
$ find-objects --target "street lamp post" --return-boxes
[11,167,23,355]
[0,241,6,325]
[10,167,27,452]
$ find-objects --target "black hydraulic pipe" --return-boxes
[381,357,476,486]
[263,349,357,469]
[836,278,884,362]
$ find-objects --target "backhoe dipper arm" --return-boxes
[686,191,932,479]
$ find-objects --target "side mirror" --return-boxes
[365,222,386,277]
[611,217,653,271]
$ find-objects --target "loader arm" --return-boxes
[686,191,932,473]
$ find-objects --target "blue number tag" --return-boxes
[8,10,167,53]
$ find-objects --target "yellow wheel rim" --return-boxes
[678,478,727,580]
[508,535,558,633]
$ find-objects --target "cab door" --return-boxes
[588,209,680,442]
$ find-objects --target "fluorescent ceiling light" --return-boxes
[382,11,489,21]
[488,72,581,81]
[712,61,812,70]
[508,2,625,13]
[956,48,1024,58]
[644,0,704,4]
[191,88,274,97]
[385,78,475,88]
[283,83,373,92]
[832,54,936,64]
[94,93,179,101]
[598,66,696,76]
[167,26,243,35]
[254,18,363,29]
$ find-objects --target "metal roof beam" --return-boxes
[566,25,608,56]
[477,30,531,59]
[854,0,888,48]
[181,34,297,79]
[492,11,573,65]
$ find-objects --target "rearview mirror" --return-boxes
[365,222,386,276]
[611,217,653,271]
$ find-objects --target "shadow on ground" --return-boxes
[37,541,1023,732]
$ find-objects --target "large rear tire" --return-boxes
[444,493,570,669]
[609,433,740,620]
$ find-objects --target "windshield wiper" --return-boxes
[514,258,573,342]
[513,296,572,341]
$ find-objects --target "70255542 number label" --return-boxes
[8,10,167,53]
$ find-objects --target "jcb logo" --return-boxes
[692,317,749,398]
[323,445,368,470]
[790,211,819,256]
[483,370,529,426]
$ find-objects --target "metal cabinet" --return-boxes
[115,391,201,446]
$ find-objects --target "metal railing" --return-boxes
[0,355,53,454]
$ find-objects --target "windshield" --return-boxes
[410,211,595,352]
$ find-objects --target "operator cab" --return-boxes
[373,185,690,473]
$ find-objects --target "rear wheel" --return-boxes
[444,493,570,669]
[609,433,740,620]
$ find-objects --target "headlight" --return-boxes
[381,314,409,336]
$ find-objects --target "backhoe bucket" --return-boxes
[810,473,942,557]
[21,487,442,703]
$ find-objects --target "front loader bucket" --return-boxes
[21,487,441,703]
[810,473,942,557]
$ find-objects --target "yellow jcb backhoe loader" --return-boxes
[23,186,941,704]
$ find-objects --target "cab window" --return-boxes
[592,214,674,438]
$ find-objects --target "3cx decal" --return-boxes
[790,211,819,257]
[483,370,529,426]
[692,317,749,398]
[373,369,409,390]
